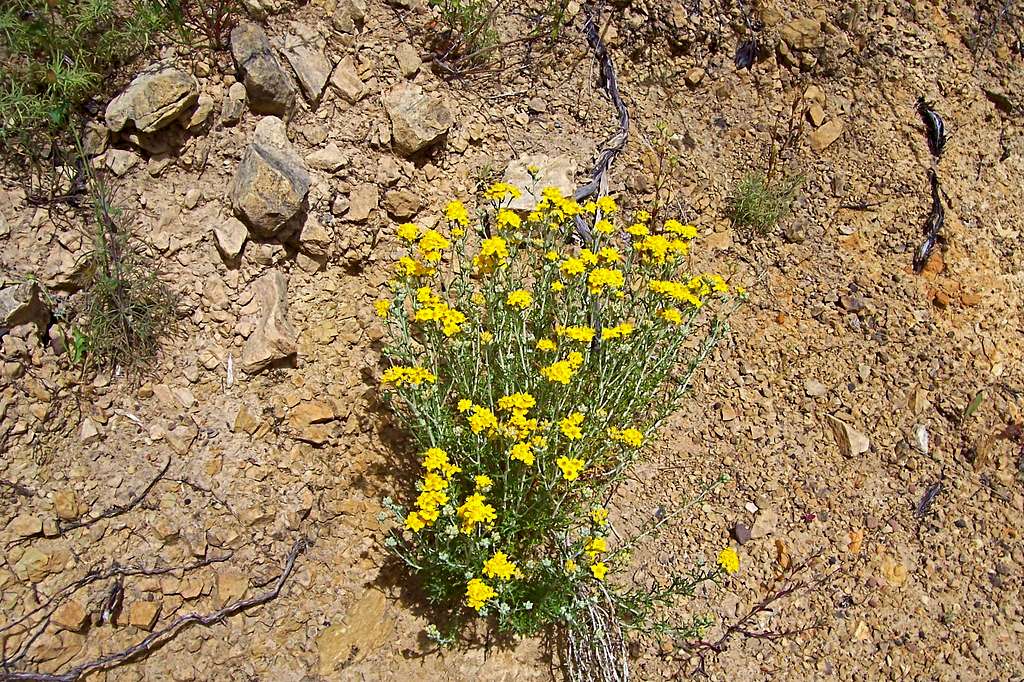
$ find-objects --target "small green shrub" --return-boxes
[730,172,803,235]
[375,181,745,679]
[0,0,183,152]
[428,0,500,66]
[78,174,175,372]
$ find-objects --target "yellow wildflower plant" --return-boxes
[377,185,741,639]
[717,547,740,575]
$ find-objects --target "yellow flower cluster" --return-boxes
[664,219,699,239]
[658,308,684,325]
[555,325,595,343]
[381,365,436,387]
[405,448,461,531]
[414,287,466,336]
[717,547,740,574]
[374,299,390,318]
[483,551,523,581]
[458,492,497,533]
[649,279,707,308]
[601,322,634,341]
[585,536,609,580]
[506,289,533,310]
[397,222,419,241]
[590,506,609,526]
[536,339,557,352]
[587,267,625,295]
[396,255,435,278]
[497,208,521,230]
[559,412,585,440]
[465,577,496,611]
[634,234,688,264]
[556,456,585,481]
[445,199,470,228]
[483,182,522,202]
[540,351,584,384]
[467,404,499,435]
[608,426,643,447]
[473,236,509,273]
[419,229,451,262]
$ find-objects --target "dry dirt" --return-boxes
[1,0,1023,680]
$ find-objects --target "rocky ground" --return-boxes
[1,0,1022,680]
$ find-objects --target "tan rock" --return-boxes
[345,184,378,222]
[216,570,249,606]
[501,155,577,211]
[128,600,161,630]
[51,599,88,631]
[825,414,870,456]
[241,270,299,374]
[14,547,51,582]
[289,400,335,428]
[807,103,826,127]
[105,67,199,133]
[330,57,365,104]
[809,118,843,151]
[685,67,706,87]
[53,488,80,521]
[780,18,823,51]
[384,82,454,156]
[8,514,43,538]
[233,405,261,434]
[395,42,421,78]
[317,590,394,673]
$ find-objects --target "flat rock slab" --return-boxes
[105,67,198,134]
[241,270,298,374]
[282,23,332,105]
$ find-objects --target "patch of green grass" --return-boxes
[79,174,176,372]
[0,0,179,153]
[730,172,804,235]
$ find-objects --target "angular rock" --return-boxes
[231,22,297,116]
[241,270,298,374]
[685,67,705,87]
[732,522,752,544]
[306,142,347,171]
[222,82,248,125]
[8,514,43,538]
[289,400,335,428]
[332,0,367,33]
[395,43,421,77]
[384,83,454,156]
[330,57,365,104]
[383,189,421,219]
[53,488,80,521]
[216,570,249,606]
[187,93,214,129]
[780,18,823,51]
[297,216,332,257]
[0,282,49,332]
[346,184,379,222]
[804,379,828,397]
[80,417,101,444]
[105,67,199,134]
[809,119,844,152]
[14,547,51,582]
[213,216,249,261]
[826,414,870,456]
[502,154,577,211]
[106,149,140,177]
[128,601,161,630]
[51,600,88,632]
[233,405,260,434]
[230,116,311,238]
[282,23,332,105]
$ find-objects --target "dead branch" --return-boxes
[0,538,309,682]
[683,552,832,676]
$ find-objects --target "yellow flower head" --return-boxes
[498,393,536,412]
[601,322,634,341]
[540,358,577,384]
[658,308,683,325]
[506,289,533,310]
[609,426,644,447]
[483,551,523,581]
[457,399,473,413]
[397,222,419,241]
[591,561,609,580]
[626,223,649,237]
[474,236,509,273]
[381,366,437,387]
[418,229,451,260]
[559,257,586,277]
[596,195,617,214]
[509,441,535,465]
[458,493,497,533]
[595,219,614,234]
[484,182,522,202]
[590,506,609,526]
[468,405,499,434]
[445,200,470,227]
[556,456,585,481]
[554,325,593,344]
[474,474,493,490]
[405,511,426,532]
[718,547,740,575]
[544,250,559,262]
[422,447,449,471]
[564,559,578,573]
[585,536,608,559]
[480,330,493,343]
[598,246,621,263]
[465,577,496,611]
[588,268,625,295]
[373,299,391,319]
[496,208,522,230]
[664,219,698,239]
[536,338,557,352]
[559,412,585,440]
[422,472,449,492]
[551,281,565,292]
